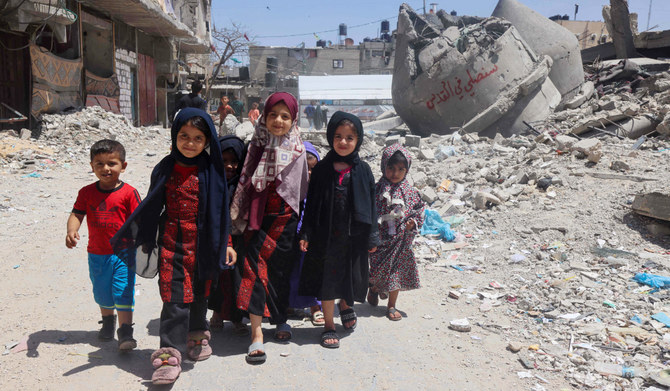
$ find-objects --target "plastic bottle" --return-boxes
[594,362,644,378]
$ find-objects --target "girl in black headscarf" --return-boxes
[298,111,380,349]
[208,135,249,335]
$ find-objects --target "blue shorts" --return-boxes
[88,252,136,312]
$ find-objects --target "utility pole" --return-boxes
[647,0,652,31]
[574,4,579,21]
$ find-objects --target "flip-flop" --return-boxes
[311,310,325,326]
[273,323,292,342]
[320,329,340,348]
[246,341,266,364]
[386,307,402,321]
[339,307,357,330]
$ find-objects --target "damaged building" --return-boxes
[392,0,586,137]
[0,0,212,132]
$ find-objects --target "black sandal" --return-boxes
[320,329,340,348]
[367,288,379,307]
[339,307,357,330]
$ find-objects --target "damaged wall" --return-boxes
[115,48,138,122]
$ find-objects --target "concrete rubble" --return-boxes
[0,106,164,172]
[339,122,669,390]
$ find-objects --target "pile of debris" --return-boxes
[0,106,165,172]
[359,127,670,390]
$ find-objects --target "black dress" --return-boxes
[299,161,380,304]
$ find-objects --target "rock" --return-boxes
[448,290,461,300]
[449,318,471,332]
[507,342,523,353]
[19,129,31,140]
[555,134,577,150]
[474,192,501,210]
[571,138,602,162]
[609,160,630,172]
[419,148,435,160]
[412,171,428,189]
[405,134,421,148]
[421,187,438,204]
[385,134,401,146]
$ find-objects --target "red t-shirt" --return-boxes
[72,182,141,255]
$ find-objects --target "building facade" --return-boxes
[0,0,211,130]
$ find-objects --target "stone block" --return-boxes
[632,191,670,222]
[555,134,577,150]
[405,134,421,148]
[412,171,428,189]
[418,147,435,160]
[20,128,31,139]
[385,134,401,147]
[421,187,439,204]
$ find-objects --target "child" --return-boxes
[288,141,323,326]
[112,108,236,385]
[66,139,141,351]
[217,96,234,128]
[299,111,380,349]
[248,102,260,126]
[229,92,309,364]
[209,135,249,335]
[368,144,425,321]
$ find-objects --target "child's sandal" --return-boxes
[151,347,182,385]
[186,330,212,361]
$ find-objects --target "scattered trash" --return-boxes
[632,273,670,292]
[651,312,670,328]
[420,209,456,241]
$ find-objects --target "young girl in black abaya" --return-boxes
[299,111,379,349]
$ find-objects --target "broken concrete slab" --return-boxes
[492,0,584,100]
[632,190,670,222]
[365,116,404,133]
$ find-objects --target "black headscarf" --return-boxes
[325,111,364,164]
[218,135,246,195]
[112,108,230,280]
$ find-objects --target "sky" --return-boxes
[211,0,669,64]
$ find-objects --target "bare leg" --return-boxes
[117,310,133,326]
[100,307,114,317]
[249,314,264,355]
[321,300,338,345]
[387,290,402,320]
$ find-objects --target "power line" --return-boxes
[254,15,398,39]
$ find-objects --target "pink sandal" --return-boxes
[151,347,181,385]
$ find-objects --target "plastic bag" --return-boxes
[632,272,670,292]
[420,209,455,241]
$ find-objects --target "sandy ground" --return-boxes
[0,133,580,391]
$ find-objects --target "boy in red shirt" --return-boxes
[66,139,141,351]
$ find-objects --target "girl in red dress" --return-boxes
[229,92,309,363]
